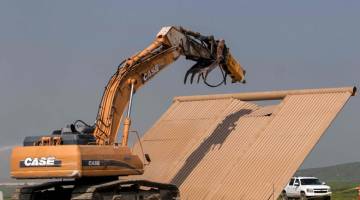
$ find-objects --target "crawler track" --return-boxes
[13,179,179,200]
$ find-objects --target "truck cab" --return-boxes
[281,177,331,200]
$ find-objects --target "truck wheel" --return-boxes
[300,192,307,200]
[279,191,288,200]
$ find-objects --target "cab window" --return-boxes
[289,178,295,186]
[294,179,300,186]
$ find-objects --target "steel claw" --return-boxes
[184,60,218,84]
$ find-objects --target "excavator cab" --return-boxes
[23,120,96,146]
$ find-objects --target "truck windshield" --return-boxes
[300,178,322,185]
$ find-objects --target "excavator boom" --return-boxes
[94,26,245,145]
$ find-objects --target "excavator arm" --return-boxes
[93,26,246,145]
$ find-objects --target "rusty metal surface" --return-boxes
[131,87,354,200]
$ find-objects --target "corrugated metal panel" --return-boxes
[172,102,273,200]
[212,92,351,200]
[132,98,243,182]
[131,87,354,199]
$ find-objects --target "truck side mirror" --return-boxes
[322,182,326,185]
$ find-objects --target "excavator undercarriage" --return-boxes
[13,179,179,200]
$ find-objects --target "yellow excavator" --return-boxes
[10,26,246,200]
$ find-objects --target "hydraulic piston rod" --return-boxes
[121,79,136,147]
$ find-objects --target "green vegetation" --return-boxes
[328,181,358,200]
[0,185,15,200]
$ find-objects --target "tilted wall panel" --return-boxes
[130,87,354,199]
[211,92,351,200]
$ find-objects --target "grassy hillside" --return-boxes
[296,162,360,183]
[328,181,358,200]
[294,162,360,199]
[0,186,15,200]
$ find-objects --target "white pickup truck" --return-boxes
[280,177,331,200]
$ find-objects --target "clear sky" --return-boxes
[0,0,359,180]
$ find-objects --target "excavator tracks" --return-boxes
[12,180,179,200]
[12,181,74,200]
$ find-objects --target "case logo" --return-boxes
[20,157,61,167]
[142,64,161,82]
[87,160,101,166]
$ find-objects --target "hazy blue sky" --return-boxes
[0,0,359,179]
